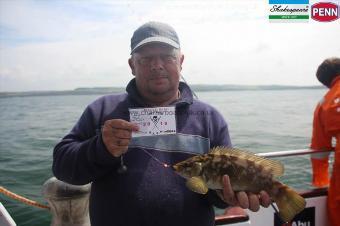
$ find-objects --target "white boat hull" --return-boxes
[0,202,16,226]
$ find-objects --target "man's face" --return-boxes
[129,43,184,99]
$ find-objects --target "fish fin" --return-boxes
[211,146,284,177]
[272,181,306,222]
[210,147,223,154]
[186,177,209,194]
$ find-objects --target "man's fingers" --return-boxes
[221,175,271,212]
[102,119,136,157]
[109,144,128,157]
[114,138,130,147]
[107,119,139,131]
[248,193,260,212]
[112,128,132,139]
[102,123,133,140]
[236,192,249,209]
[222,175,237,205]
[259,191,271,208]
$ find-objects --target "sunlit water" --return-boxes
[0,88,331,226]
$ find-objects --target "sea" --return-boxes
[0,88,333,226]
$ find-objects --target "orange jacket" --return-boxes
[310,76,340,226]
[311,75,340,186]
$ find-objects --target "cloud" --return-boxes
[0,0,339,91]
[0,0,140,45]
[0,34,134,91]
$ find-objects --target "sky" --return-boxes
[0,0,339,92]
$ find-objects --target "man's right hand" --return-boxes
[101,119,139,157]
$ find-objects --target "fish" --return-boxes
[173,147,306,222]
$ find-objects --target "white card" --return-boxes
[129,107,176,137]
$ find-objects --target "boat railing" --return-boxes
[256,148,333,158]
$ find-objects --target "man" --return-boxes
[53,21,270,226]
[310,57,340,226]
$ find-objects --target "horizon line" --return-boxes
[0,83,324,95]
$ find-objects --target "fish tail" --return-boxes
[271,181,306,222]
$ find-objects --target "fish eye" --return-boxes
[191,162,202,175]
[194,162,202,169]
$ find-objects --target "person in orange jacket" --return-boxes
[310,57,340,226]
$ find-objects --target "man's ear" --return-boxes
[128,58,136,76]
[179,54,184,71]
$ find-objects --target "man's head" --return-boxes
[316,57,340,88]
[128,22,184,106]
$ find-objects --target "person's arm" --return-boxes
[310,104,332,187]
[311,153,330,187]
[52,106,120,185]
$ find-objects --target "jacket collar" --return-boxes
[330,75,340,88]
[126,78,194,107]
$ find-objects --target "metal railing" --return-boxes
[256,148,334,158]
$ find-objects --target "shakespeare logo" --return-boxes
[269,0,310,22]
[311,2,339,22]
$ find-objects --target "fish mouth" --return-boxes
[172,165,178,171]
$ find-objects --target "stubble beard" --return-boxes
[144,80,179,105]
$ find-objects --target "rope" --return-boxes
[0,186,50,210]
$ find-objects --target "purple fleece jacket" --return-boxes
[53,79,232,226]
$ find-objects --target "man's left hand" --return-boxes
[221,175,271,212]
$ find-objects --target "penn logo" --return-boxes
[311,2,339,22]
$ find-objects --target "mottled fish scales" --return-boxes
[173,146,306,223]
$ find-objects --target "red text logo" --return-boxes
[311,2,339,22]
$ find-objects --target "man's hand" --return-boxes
[222,175,271,211]
[102,119,139,157]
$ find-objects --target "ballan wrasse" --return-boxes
[173,147,306,222]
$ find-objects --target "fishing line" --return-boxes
[141,148,171,168]
[117,148,172,174]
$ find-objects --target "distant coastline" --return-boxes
[0,84,324,98]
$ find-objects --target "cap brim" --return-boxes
[131,36,180,54]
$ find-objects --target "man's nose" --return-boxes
[150,56,164,70]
